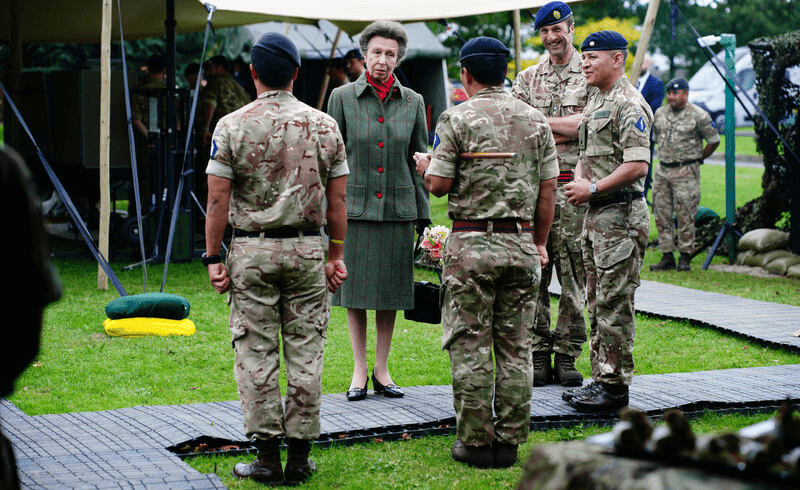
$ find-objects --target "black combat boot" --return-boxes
[232,437,283,485]
[284,438,316,486]
[562,381,603,402]
[532,351,552,387]
[492,440,519,468]
[568,382,629,412]
[650,253,676,271]
[451,440,494,468]
[553,353,583,387]
[677,253,692,271]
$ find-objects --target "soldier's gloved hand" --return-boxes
[416,219,432,236]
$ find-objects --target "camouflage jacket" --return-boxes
[206,90,349,231]
[653,101,720,163]
[199,72,252,130]
[327,74,430,222]
[578,76,653,194]
[511,48,595,171]
[427,87,559,221]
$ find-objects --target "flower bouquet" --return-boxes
[418,225,449,266]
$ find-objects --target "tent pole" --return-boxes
[513,10,522,79]
[98,0,112,291]
[631,0,660,87]
[316,28,342,111]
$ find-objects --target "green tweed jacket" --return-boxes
[327,74,430,222]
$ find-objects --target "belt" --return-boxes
[660,159,700,168]
[232,227,320,239]
[452,219,531,233]
[557,169,574,185]
[588,191,645,208]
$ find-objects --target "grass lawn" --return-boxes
[9,152,799,488]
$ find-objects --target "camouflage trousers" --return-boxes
[442,229,540,446]
[534,188,587,358]
[582,200,649,386]
[652,163,701,254]
[227,235,328,441]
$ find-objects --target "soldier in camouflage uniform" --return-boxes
[511,1,593,388]
[563,31,652,412]
[197,55,253,146]
[650,78,720,272]
[203,33,349,486]
[415,37,558,469]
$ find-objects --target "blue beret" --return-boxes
[534,2,573,30]
[581,31,629,52]
[344,48,363,60]
[252,32,301,68]
[459,36,511,62]
[666,78,689,91]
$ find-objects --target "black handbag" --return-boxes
[405,236,443,324]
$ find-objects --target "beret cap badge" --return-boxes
[553,10,561,20]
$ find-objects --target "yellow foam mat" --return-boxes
[103,317,196,337]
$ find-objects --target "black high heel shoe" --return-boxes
[372,372,405,398]
[346,379,368,401]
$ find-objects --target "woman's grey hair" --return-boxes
[358,20,409,63]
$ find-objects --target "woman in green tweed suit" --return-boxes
[327,20,430,401]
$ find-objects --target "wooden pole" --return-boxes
[98,0,112,291]
[513,10,523,78]
[630,0,660,88]
[316,28,342,111]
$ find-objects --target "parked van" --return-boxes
[688,46,800,130]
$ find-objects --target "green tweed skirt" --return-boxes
[331,220,415,310]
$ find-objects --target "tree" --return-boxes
[649,0,800,80]
[749,30,800,251]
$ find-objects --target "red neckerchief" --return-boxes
[366,71,395,102]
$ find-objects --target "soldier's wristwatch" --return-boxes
[201,253,222,266]
[589,181,598,196]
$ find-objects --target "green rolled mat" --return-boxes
[105,292,191,320]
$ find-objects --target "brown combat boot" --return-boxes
[532,351,552,387]
[284,438,316,486]
[553,353,583,387]
[677,253,692,271]
[650,253,676,271]
[232,437,283,485]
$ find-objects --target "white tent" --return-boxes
[1,0,594,287]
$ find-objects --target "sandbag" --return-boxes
[787,264,800,279]
[737,228,790,253]
[763,254,800,275]
[745,249,794,268]
[735,249,756,266]
[103,317,196,337]
[105,293,190,320]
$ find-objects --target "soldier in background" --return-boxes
[511,1,591,389]
[344,48,366,82]
[415,37,557,468]
[650,78,720,272]
[203,33,348,486]
[196,55,252,148]
[563,31,652,412]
